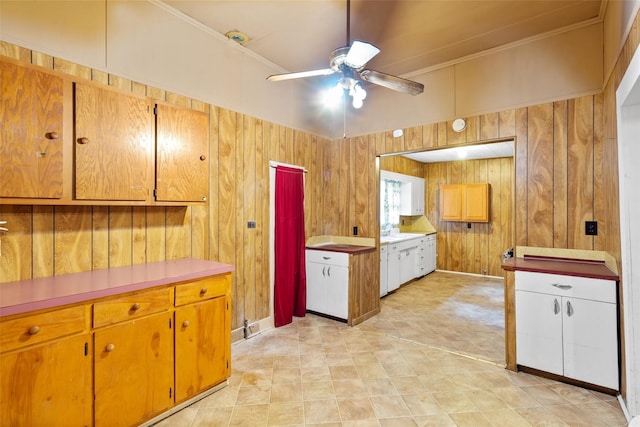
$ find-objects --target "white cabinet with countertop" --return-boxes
[306,250,349,320]
[515,270,619,390]
[380,233,436,296]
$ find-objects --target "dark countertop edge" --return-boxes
[306,245,376,254]
[0,258,235,317]
[502,257,619,281]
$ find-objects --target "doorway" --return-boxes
[616,45,640,422]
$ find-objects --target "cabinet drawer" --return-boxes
[306,250,349,267]
[93,287,171,328]
[175,275,230,307]
[515,271,616,303]
[0,305,87,353]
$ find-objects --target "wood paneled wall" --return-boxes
[0,42,331,333]
[4,3,638,331]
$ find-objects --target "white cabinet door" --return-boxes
[380,247,388,297]
[427,235,436,273]
[306,261,326,313]
[325,265,349,319]
[516,290,564,376]
[412,177,425,215]
[399,248,417,284]
[563,297,619,389]
[387,248,401,292]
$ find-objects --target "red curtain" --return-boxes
[274,166,306,327]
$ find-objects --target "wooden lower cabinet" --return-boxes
[93,313,174,427]
[0,333,92,427]
[0,271,232,427]
[175,296,227,402]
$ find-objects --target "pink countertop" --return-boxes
[0,258,235,317]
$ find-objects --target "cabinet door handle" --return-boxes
[553,298,560,315]
[567,300,574,317]
[322,266,326,277]
[45,131,59,140]
[327,266,331,277]
[200,155,206,161]
[77,137,89,144]
[105,343,115,352]
[27,325,40,335]
[552,283,572,290]
[182,320,190,328]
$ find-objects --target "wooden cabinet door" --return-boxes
[175,296,227,403]
[94,313,173,427]
[464,183,489,222]
[0,334,92,427]
[155,103,209,202]
[74,82,153,201]
[1,61,64,198]
[563,297,618,389]
[439,184,463,221]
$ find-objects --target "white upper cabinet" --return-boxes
[381,170,425,216]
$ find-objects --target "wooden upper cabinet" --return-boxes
[1,60,64,199]
[74,82,153,201]
[440,184,463,221]
[464,183,490,222]
[440,183,490,222]
[155,103,209,202]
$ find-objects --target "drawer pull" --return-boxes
[182,320,190,328]
[105,343,115,352]
[27,326,40,335]
[552,284,572,290]
[322,256,331,260]
[199,288,208,296]
[77,137,90,144]
[45,131,59,140]
[130,303,141,311]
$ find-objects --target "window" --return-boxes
[380,178,401,229]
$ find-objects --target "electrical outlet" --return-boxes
[585,221,598,236]
[353,226,358,236]
[247,221,256,229]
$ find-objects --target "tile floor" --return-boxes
[156,271,628,426]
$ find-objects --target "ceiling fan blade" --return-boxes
[267,68,336,81]
[360,70,424,95]
[345,41,380,69]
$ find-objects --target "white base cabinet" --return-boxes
[306,250,349,320]
[515,271,619,390]
[381,234,436,297]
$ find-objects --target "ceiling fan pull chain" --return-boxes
[346,0,351,46]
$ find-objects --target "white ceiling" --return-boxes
[162,0,603,94]
[402,140,514,163]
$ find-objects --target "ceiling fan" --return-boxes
[266,0,424,109]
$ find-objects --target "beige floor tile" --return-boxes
[302,380,336,400]
[369,394,412,418]
[267,401,304,426]
[338,397,377,421]
[229,403,269,426]
[401,393,444,416]
[236,384,271,405]
[191,406,233,427]
[432,391,479,414]
[270,382,302,403]
[413,414,456,426]
[447,411,493,427]
[333,378,369,399]
[304,399,341,424]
